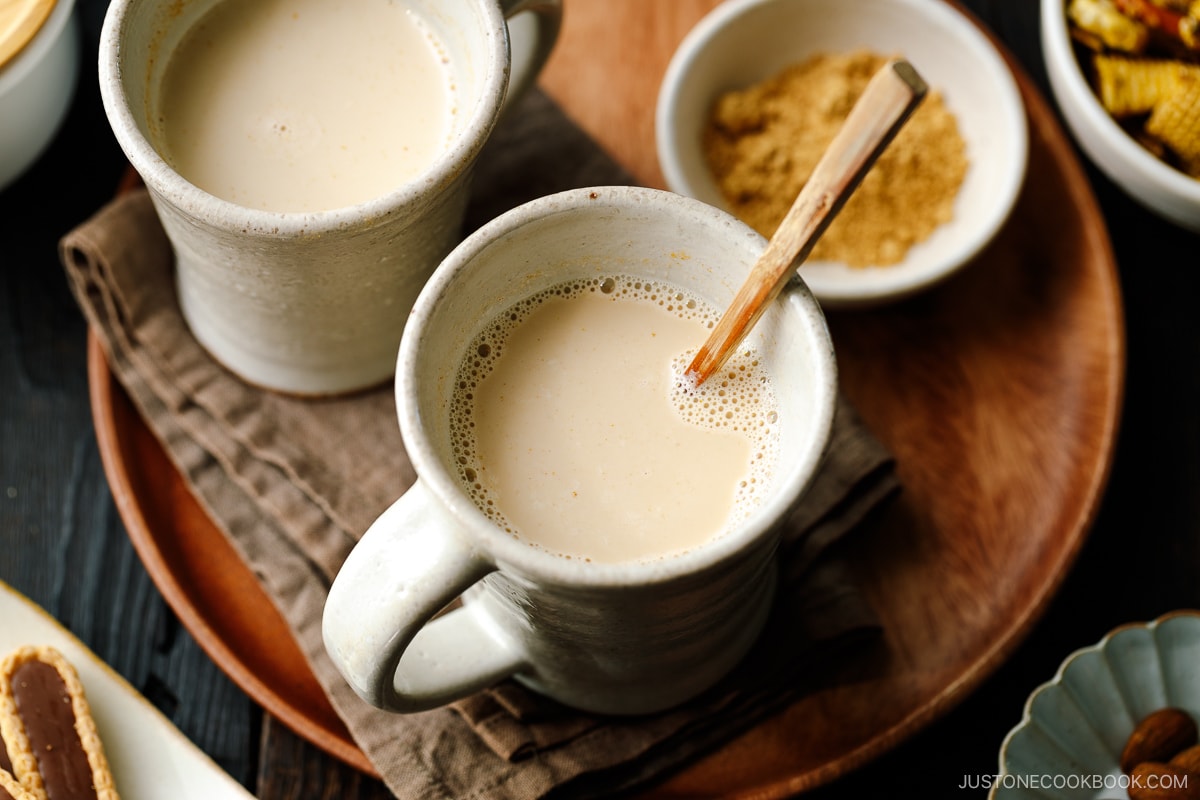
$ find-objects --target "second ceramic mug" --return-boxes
[322,186,839,715]
[99,0,561,395]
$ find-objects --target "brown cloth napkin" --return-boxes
[61,90,899,799]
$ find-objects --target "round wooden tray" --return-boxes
[88,3,1125,796]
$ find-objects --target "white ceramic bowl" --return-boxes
[1042,0,1200,232]
[993,611,1200,800]
[0,0,79,192]
[656,0,1028,308]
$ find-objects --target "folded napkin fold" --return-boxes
[61,90,899,799]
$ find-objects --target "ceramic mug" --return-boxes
[98,0,561,395]
[322,186,838,715]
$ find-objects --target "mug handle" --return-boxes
[498,0,563,110]
[322,481,529,712]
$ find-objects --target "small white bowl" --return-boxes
[656,0,1028,308]
[0,0,79,192]
[993,612,1200,800]
[1041,0,1200,232]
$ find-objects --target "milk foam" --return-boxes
[448,275,781,561]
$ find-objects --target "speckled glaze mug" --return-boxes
[322,187,838,715]
[99,0,561,395]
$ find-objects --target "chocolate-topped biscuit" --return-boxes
[0,721,13,775]
[0,770,35,800]
[0,646,119,800]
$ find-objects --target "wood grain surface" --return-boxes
[540,0,720,189]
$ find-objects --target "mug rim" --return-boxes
[396,185,839,588]
[97,0,512,235]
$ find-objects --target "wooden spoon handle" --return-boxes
[685,60,928,385]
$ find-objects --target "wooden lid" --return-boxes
[0,0,56,72]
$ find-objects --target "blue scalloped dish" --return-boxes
[994,611,1200,799]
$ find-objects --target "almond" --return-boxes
[1128,762,1200,800]
[1171,744,1200,774]
[1123,708,1200,773]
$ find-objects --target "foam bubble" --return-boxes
[667,347,779,524]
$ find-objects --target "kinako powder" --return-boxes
[702,50,968,268]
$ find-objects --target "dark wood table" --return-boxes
[3,0,1198,797]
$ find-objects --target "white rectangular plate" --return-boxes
[0,579,257,799]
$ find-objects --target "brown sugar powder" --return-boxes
[702,50,969,267]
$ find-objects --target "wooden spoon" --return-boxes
[684,59,928,386]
